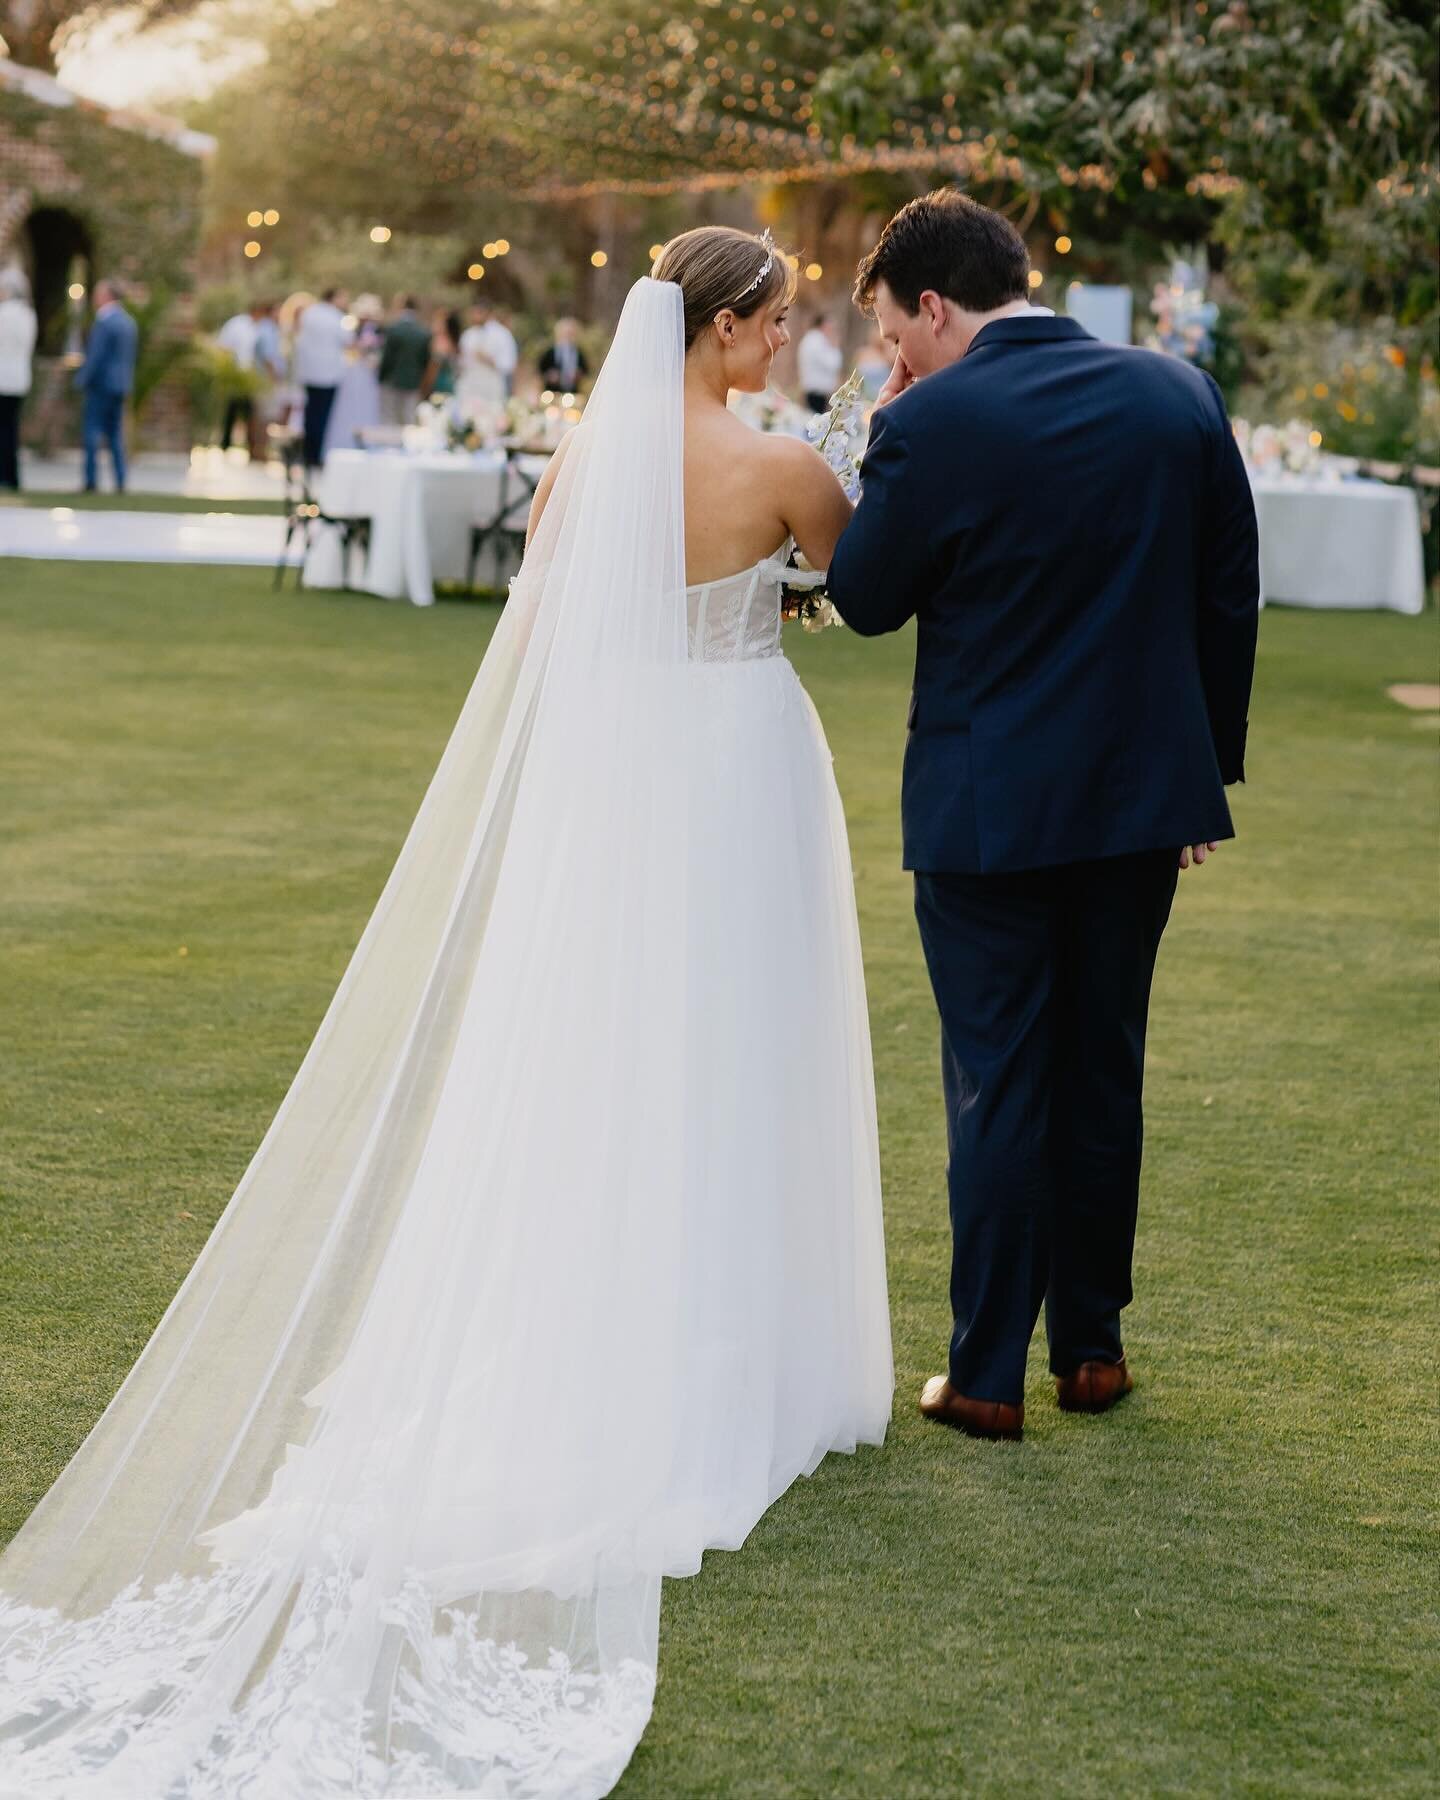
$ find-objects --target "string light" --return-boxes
[648,242,664,259]
[591,249,608,266]
[1027,269,1044,288]
[68,282,86,299]
[804,261,822,279]
[467,262,485,278]
[246,210,263,227]
[247,4,1031,203]
[370,225,392,243]
[263,209,280,226]
[1055,235,1072,253]
[244,241,262,258]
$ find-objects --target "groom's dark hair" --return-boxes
[853,190,1030,316]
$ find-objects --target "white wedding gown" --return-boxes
[0,279,891,1798]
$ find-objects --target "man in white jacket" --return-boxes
[294,288,350,468]
[0,270,38,491]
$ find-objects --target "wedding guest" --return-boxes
[321,294,383,457]
[456,302,506,416]
[462,303,518,398]
[349,293,385,360]
[0,269,37,492]
[424,308,462,398]
[537,318,589,392]
[797,312,843,413]
[215,302,265,454]
[378,296,431,426]
[251,302,287,451]
[76,278,138,494]
[294,287,349,468]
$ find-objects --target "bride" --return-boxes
[0,228,892,1798]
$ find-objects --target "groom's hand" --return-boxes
[875,351,914,408]
[1179,841,1220,870]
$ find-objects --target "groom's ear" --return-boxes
[918,291,948,337]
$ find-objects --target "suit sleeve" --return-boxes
[76,322,100,389]
[826,404,934,637]
[1197,375,1260,784]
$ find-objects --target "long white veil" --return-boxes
[0,278,700,1797]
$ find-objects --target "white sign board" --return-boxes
[1063,284,1134,345]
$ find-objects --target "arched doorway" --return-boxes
[25,206,94,356]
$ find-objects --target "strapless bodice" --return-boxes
[685,545,792,665]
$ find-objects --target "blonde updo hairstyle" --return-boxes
[652,226,797,350]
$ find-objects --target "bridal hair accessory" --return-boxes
[735,228,776,299]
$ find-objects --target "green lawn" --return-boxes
[0,561,1434,1797]
[1,489,281,514]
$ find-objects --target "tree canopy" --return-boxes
[201,0,1434,326]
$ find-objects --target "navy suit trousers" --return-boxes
[913,849,1178,1405]
[82,390,126,492]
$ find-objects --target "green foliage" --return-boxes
[194,226,478,324]
[1243,319,1439,465]
[1,564,1435,1793]
[180,336,265,440]
[0,87,203,302]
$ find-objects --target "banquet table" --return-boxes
[303,447,550,606]
[1249,472,1425,615]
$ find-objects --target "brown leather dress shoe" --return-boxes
[1055,1357,1134,1414]
[918,1375,1024,1441]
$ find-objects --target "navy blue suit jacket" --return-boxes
[78,306,138,397]
[827,315,1260,874]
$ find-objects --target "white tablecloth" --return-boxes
[303,448,548,606]
[1250,473,1425,615]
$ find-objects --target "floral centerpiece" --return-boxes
[505,391,583,450]
[1233,417,1324,477]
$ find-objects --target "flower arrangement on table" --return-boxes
[505,391,584,451]
[1233,417,1326,478]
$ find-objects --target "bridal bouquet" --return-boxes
[782,370,868,630]
[806,367,866,501]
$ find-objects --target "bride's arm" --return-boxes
[769,437,854,572]
[525,429,580,546]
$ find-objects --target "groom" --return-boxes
[829,191,1259,1442]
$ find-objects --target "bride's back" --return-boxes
[681,402,798,587]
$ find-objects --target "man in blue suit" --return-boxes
[77,279,139,493]
[828,191,1259,1442]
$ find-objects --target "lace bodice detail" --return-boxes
[686,543,794,664]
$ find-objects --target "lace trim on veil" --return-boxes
[1,1546,653,1798]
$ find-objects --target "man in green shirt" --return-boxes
[378,297,431,426]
